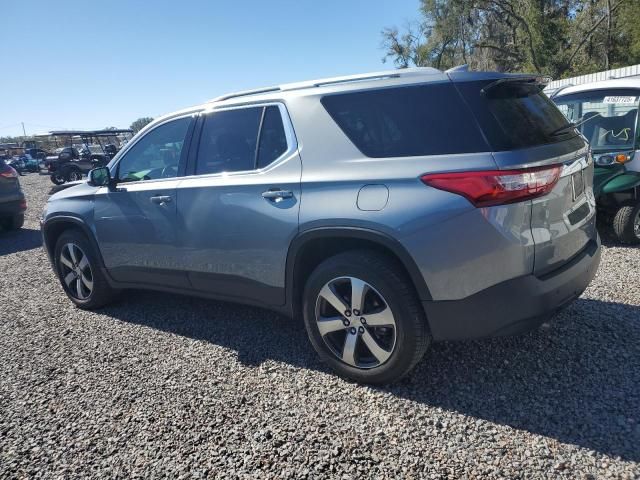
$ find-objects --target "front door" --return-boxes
[176,104,301,306]
[94,115,194,288]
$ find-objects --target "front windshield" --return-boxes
[554,89,639,152]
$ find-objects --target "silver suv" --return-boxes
[42,68,601,383]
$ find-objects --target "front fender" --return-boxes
[593,164,625,196]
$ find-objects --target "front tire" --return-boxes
[612,201,640,244]
[50,172,65,185]
[54,229,117,309]
[303,250,431,384]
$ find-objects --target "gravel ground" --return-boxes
[1,173,639,479]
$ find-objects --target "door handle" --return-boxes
[150,195,173,205]
[262,189,293,201]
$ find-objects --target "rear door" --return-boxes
[93,115,195,287]
[176,103,301,306]
[455,76,597,273]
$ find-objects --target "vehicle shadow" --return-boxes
[0,228,42,256]
[100,292,639,461]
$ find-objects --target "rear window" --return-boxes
[321,83,489,157]
[455,80,574,151]
[196,108,262,175]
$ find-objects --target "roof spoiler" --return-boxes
[480,75,552,95]
[445,64,469,73]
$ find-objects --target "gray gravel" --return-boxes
[1,173,639,479]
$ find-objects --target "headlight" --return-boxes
[595,155,613,166]
[594,151,634,166]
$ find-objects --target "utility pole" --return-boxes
[21,122,26,138]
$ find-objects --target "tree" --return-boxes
[129,117,154,134]
[381,0,637,79]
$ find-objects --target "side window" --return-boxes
[196,108,262,175]
[321,84,489,157]
[257,106,288,168]
[117,117,190,182]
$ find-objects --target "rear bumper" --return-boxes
[0,196,26,216]
[423,236,601,341]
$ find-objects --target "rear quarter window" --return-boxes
[321,83,489,158]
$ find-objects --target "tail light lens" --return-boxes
[421,165,562,207]
[0,167,18,178]
[20,199,27,209]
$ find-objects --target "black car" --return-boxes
[0,159,26,230]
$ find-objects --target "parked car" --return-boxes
[0,158,26,230]
[551,79,640,243]
[6,156,26,175]
[41,68,601,383]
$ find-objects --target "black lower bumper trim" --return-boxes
[0,198,26,216]
[423,237,601,341]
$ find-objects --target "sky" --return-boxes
[0,0,419,138]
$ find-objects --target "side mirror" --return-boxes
[88,166,112,187]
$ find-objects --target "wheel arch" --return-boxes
[42,216,105,267]
[285,227,432,317]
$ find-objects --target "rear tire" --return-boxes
[302,250,431,384]
[612,201,640,244]
[54,229,117,309]
[66,168,83,182]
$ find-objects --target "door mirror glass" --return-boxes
[88,166,111,187]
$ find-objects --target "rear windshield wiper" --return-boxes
[550,112,602,136]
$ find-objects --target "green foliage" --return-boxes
[129,117,154,134]
[382,0,640,79]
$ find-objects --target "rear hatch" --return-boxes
[452,74,597,274]
[0,159,22,199]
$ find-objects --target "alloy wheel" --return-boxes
[315,276,397,369]
[59,243,93,300]
[69,171,82,182]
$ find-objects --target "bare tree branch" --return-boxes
[566,0,625,68]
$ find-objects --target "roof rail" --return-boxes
[207,67,441,103]
[212,86,282,102]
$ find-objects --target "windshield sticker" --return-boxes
[602,96,637,104]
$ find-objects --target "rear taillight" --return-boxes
[20,199,27,209]
[421,165,562,207]
[0,167,18,178]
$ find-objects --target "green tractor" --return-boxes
[552,79,640,244]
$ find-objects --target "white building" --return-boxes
[545,64,640,96]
